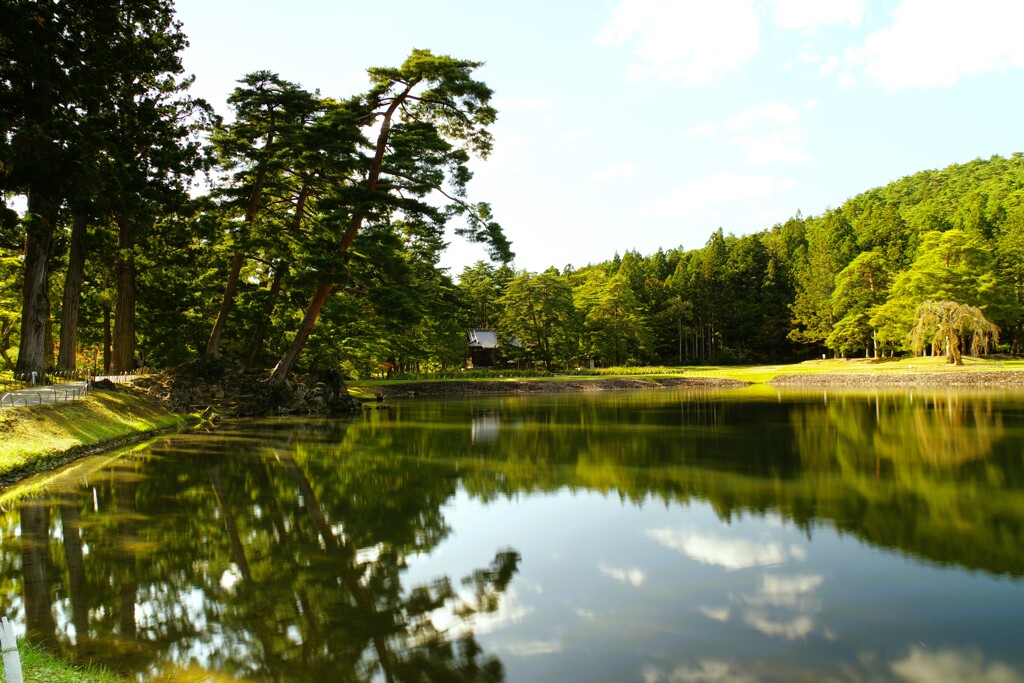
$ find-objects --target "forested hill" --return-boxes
[461,153,1024,371]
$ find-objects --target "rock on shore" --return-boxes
[133,360,360,417]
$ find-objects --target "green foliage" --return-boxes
[572,267,652,366]
[871,229,1015,352]
[3,0,1024,381]
[826,250,892,357]
[498,269,578,370]
[911,300,999,365]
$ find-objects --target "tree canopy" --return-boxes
[2,2,1023,380]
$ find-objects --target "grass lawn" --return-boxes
[2,640,123,683]
[0,388,190,483]
[347,356,1024,394]
[673,355,1024,383]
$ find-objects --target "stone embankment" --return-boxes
[370,376,749,398]
[128,364,1024,416]
[133,360,359,417]
[769,370,1024,387]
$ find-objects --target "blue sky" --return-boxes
[173,0,1024,274]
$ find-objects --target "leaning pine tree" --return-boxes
[267,49,512,384]
[910,300,999,365]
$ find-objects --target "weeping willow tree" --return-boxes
[910,300,999,365]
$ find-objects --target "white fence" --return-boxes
[0,368,150,408]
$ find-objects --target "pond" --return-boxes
[2,386,1024,682]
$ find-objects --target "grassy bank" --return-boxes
[348,356,1024,394]
[0,388,191,485]
[2,640,122,682]
[0,389,189,682]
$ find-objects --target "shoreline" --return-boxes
[768,370,1024,387]
[0,388,196,491]
[7,367,1024,490]
[366,369,1024,398]
[367,376,750,397]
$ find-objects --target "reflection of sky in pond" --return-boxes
[6,391,1024,681]
[404,488,1024,683]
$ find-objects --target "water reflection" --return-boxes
[1,428,521,681]
[0,388,1022,680]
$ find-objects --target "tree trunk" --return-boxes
[57,212,88,373]
[205,167,271,360]
[0,321,14,369]
[112,215,136,373]
[115,466,138,639]
[209,465,252,581]
[205,249,247,359]
[269,282,333,383]
[44,303,54,371]
[245,184,309,368]
[16,190,59,377]
[267,83,414,384]
[21,501,57,648]
[60,494,89,640]
[102,305,112,373]
[245,267,285,369]
[280,452,396,683]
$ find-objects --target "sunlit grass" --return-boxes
[4,639,122,682]
[348,356,1024,393]
[0,389,189,481]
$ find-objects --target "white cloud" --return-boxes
[728,101,801,131]
[733,570,824,641]
[500,640,564,656]
[430,585,533,637]
[891,647,1024,683]
[597,0,761,84]
[599,562,647,587]
[685,122,718,138]
[740,573,823,640]
[642,660,759,683]
[769,0,864,30]
[845,0,1024,90]
[731,131,810,164]
[699,606,731,622]
[743,613,815,640]
[646,528,798,570]
[642,174,796,217]
[564,130,592,141]
[755,573,823,607]
[818,55,842,76]
[726,101,810,164]
[591,162,640,180]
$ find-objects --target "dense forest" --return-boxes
[1,1,1022,381]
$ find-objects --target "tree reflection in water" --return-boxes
[1,389,1023,679]
[1,422,520,682]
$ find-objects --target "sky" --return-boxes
[172,0,1024,275]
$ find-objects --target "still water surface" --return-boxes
[2,387,1024,681]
